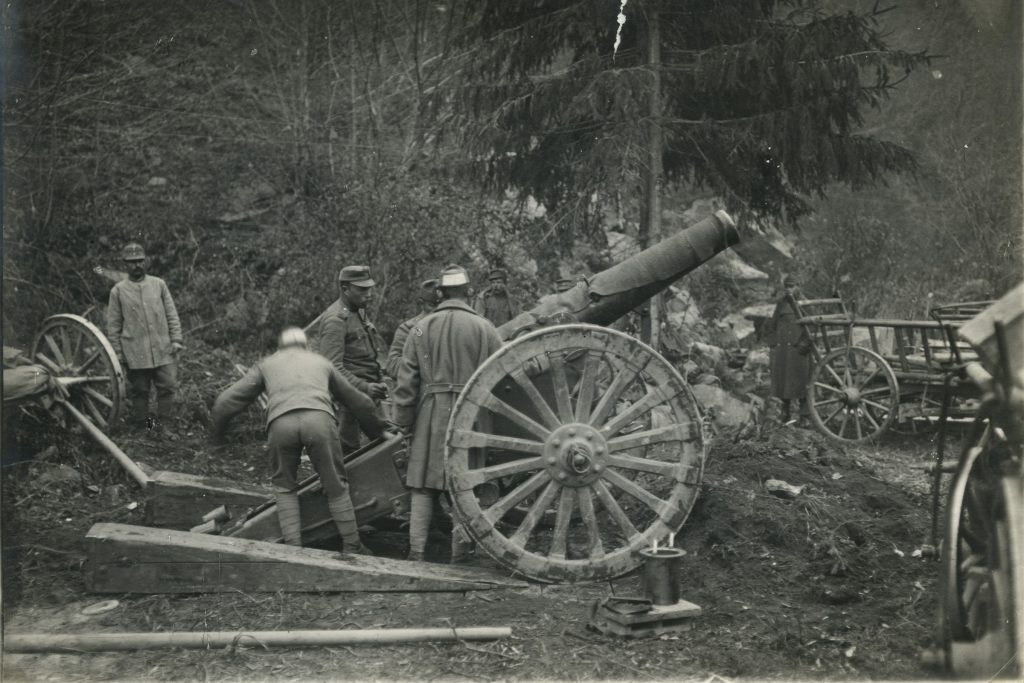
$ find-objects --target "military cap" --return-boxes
[338,265,375,287]
[419,278,438,302]
[439,264,469,287]
[121,242,147,261]
[277,326,308,350]
[488,268,507,282]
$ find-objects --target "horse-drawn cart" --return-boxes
[796,299,993,443]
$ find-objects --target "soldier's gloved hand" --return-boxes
[366,382,388,400]
[385,420,411,437]
[172,341,186,354]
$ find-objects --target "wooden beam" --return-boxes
[84,524,525,593]
[3,627,512,653]
[145,470,272,530]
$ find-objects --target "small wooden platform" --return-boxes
[85,523,525,594]
[588,598,702,638]
[145,470,272,529]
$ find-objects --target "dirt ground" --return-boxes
[1,393,956,683]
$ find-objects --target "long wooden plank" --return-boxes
[85,523,525,593]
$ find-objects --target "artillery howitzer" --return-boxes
[224,210,740,584]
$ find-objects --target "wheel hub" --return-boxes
[843,387,862,406]
[544,423,608,487]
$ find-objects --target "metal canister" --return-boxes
[638,547,686,606]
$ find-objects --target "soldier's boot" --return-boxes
[780,399,793,424]
[450,524,474,565]
[407,489,433,562]
[130,397,149,429]
[328,494,371,556]
[275,492,303,546]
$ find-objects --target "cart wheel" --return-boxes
[938,422,1022,677]
[446,324,704,583]
[807,346,898,443]
[30,314,126,429]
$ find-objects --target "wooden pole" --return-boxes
[61,401,151,487]
[645,2,663,351]
[3,627,512,653]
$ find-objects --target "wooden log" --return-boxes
[62,402,151,487]
[145,470,272,530]
[3,626,511,653]
[84,523,525,593]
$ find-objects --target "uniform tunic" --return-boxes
[393,300,502,490]
[765,296,812,400]
[210,347,384,496]
[106,275,182,370]
[317,299,385,391]
[385,312,426,380]
[472,287,515,327]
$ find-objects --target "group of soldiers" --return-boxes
[104,242,520,562]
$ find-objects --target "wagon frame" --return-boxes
[795,298,993,443]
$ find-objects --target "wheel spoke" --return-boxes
[74,348,103,374]
[509,481,561,547]
[483,470,550,525]
[547,352,574,424]
[602,468,676,517]
[601,385,680,436]
[813,381,845,396]
[44,334,67,368]
[606,452,679,479]
[606,423,693,453]
[34,351,62,375]
[58,327,74,365]
[861,406,881,431]
[81,386,114,408]
[824,363,846,387]
[449,429,545,456]
[857,366,881,391]
[588,349,650,429]
[548,488,575,560]
[449,452,544,490]
[509,369,561,431]
[862,398,892,414]
[814,397,843,409]
[593,479,641,543]
[70,327,84,362]
[574,351,601,423]
[477,394,551,441]
[576,487,605,558]
[822,404,845,427]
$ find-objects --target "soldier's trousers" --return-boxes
[127,362,178,421]
[337,399,384,456]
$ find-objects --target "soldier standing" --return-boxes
[105,242,184,433]
[764,275,813,425]
[210,327,381,553]
[393,265,502,563]
[384,278,437,381]
[318,265,388,454]
[473,268,516,326]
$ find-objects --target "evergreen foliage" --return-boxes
[445,0,932,223]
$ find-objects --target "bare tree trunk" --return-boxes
[642,3,662,349]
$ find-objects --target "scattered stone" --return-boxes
[743,348,769,373]
[764,478,806,499]
[720,313,756,344]
[820,587,861,605]
[681,360,700,380]
[146,176,168,187]
[690,341,726,366]
[38,464,82,486]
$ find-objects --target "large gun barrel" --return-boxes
[497,210,739,340]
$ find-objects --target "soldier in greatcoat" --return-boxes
[764,275,813,425]
[392,265,502,562]
[106,242,185,433]
[318,265,388,455]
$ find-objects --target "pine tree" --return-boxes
[442,0,931,230]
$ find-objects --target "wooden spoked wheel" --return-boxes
[30,314,126,429]
[446,324,704,583]
[938,422,1022,677]
[808,346,898,443]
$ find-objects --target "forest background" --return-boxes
[3,0,1021,354]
